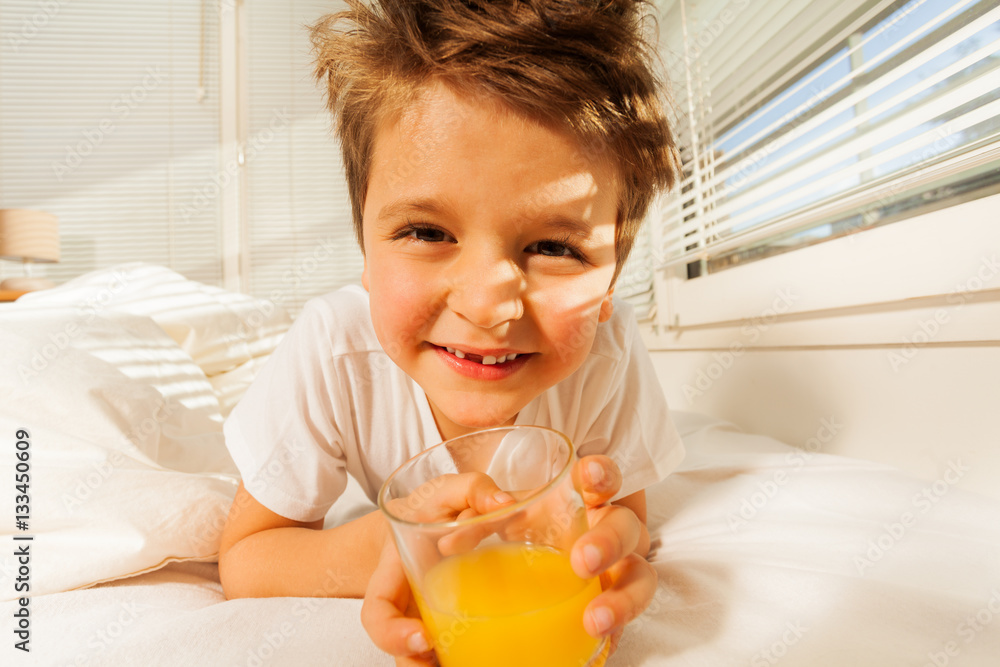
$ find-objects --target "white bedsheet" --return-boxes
[2,265,998,666]
[5,414,999,666]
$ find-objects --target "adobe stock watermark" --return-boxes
[727,416,843,533]
[679,0,751,63]
[384,100,476,192]
[60,402,177,513]
[221,235,339,348]
[4,0,68,54]
[750,620,809,667]
[52,66,169,181]
[189,437,308,555]
[72,601,144,666]
[722,82,830,197]
[429,611,474,659]
[681,287,797,404]
[888,254,999,372]
[854,458,969,575]
[240,562,350,665]
[846,121,963,245]
[244,566,352,666]
[240,564,352,667]
[615,582,680,644]
[923,586,1000,667]
[178,108,290,222]
[16,267,134,385]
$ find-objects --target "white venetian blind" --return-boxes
[615,218,658,322]
[243,0,362,317]
[0,0,223,285]
[655,0,1000,276]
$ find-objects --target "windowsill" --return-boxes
[649,192,1000,349]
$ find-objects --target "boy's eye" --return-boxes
[395,225,452,243]
[527,240,578,259]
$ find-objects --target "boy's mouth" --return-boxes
[435,345,524,365]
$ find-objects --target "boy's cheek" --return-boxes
[532,288,604,339]
[544,312,603,366]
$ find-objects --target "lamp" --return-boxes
[0,209,60,291]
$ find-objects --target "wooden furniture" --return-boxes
[0,289,29,302]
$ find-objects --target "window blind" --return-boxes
[655,0,1000,275]
[243,0,362,318]
[615,217,657,321]
[0,0,223,286]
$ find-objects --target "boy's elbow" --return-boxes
[218,540,251,600]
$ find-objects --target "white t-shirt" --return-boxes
[224,285,685,522]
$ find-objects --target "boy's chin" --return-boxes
[451,410,516,430]
[435,401,519,436]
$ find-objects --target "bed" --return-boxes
[2,263,998,666]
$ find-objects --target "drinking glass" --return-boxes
[378,425,609,667]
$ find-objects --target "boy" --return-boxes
[219,0,685,663]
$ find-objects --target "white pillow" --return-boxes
[0,308,238,599]
[16,262,293,415]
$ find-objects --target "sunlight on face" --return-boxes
[361,81,619,440]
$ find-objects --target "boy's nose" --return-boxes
[447,255,525,330]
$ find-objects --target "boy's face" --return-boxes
[361,81,618,441]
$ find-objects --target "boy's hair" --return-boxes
[311,0,679,282]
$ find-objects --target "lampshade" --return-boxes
[0,209,60,263]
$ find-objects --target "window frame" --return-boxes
[648,190,1000,344]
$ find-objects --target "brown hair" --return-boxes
[311,0,678,282]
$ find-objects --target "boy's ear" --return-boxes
[598,288,615,323]
[361,257,370,292]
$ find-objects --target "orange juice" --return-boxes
[413,542,606,667]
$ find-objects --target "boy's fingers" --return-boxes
[361,542,435,659]
[570,504,641,579]
[395,473,516,523]
[438,516,494,555]
[395,657,437,667]
[582,553,658,638]
[576,455,622,508]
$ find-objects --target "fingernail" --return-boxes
[407,631,431,653]
[588,461,605,487]
[589,606,615,635]
[583,544,602,574]
[494,491,515,505]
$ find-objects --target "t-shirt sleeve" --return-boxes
[223,297,349,522]
[575,309,686,501]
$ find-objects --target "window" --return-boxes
[655,0,1000,279]
[0,0,223,285]
[241,0,363,316]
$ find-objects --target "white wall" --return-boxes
[648,346,1000,500]
[644,194,1000,501]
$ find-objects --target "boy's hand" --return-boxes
[363,471,516,665]
[363,539,437,666]
[361,455,657,663]
[572,457,657,654]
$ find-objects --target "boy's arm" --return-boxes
[219,482,389,599]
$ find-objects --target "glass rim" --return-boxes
[377,424,575,529]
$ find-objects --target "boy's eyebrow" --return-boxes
[538,216,595,239]
[376,198,450,222]
[377,198,597,238]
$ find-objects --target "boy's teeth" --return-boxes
[443,347,520,364]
